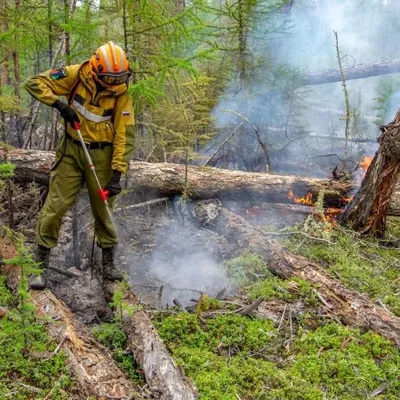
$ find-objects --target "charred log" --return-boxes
[304,59,400,86]
[191,201,400,346]
[340,110,400,236]
[1,147,400,214]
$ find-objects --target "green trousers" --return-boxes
[36,135,117,249]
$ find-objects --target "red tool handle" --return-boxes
[73,121,80,130]
[99,188,110,201]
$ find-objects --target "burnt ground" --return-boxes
[6,190,307,324]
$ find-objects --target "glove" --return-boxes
[53,100,80,126]
[104,171,122,197]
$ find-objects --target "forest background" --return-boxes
[2,1,400,399]
[1,0,400,176]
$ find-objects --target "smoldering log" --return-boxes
[1,147,400,215]
[304,58,400,86]
[1,263,140,399]
[340,109,400,236]
[105,285,199,400]
[191,201,400,346]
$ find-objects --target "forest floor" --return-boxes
[1,199,400,399]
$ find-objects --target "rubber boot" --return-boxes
[102,247,123,281]
[29,245,50,290]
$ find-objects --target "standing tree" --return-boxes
[340,109,400,237]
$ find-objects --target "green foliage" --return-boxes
[0,244,72,398]
[0,309,71,399]
[92,322,145,383]
[286,220,400,316]
[0,95,21,113]
[373,77,400,125]
[0,162,15,179]
[225,252,270,285]
[111,280,141,323]
[155,312,400,399]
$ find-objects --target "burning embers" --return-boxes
[288,190,314,206]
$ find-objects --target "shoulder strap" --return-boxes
[68,78,80,105]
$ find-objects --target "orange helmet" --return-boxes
[90,41,130,86]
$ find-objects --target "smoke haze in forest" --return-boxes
[210,0,399,175]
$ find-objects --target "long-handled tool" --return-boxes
[72,122,115,226]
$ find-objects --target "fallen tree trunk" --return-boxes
[191,201,400,346]
[340,109,400,236]
[304,58,400,86]
[106,284,198,400]
[1,260,140,399]
[2,147,400,214]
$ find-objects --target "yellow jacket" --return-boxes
[25,62,135,173]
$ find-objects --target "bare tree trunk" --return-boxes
[334,31,351,178]
[340,109,400,237]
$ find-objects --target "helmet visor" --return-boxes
[98,73,129,86]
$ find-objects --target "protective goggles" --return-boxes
[98,73,130,86]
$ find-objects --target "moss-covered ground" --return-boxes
[0,274,74,399]
[286,217,400,316]
[153,217,400,399]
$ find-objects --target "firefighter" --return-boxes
[25,41,135,289]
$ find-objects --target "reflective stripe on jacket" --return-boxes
[25,61,135,173]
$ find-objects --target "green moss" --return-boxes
[0,296,72,399]
[0,241,72,399]
[195,294,222,313]
[288,324,400,398]
[0,274,14,306]
[92,322,145,383]
[286,226,400,316]
[248,276,318,306]
[155,312,400,399]
[225,252,271,285]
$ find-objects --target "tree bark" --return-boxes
[2,147,400,215]
[191,201,400,346]
[340,109,400,236]
[106,285,199,400]
[1,262,141,399]
[304,58,400,86]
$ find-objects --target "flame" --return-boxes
[287,191,340,230]
[342,196,353,203]
[359,156,373,171]
[288,190,314,206]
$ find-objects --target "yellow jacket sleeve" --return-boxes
[112,93,135,173]
[24,65,80,106]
